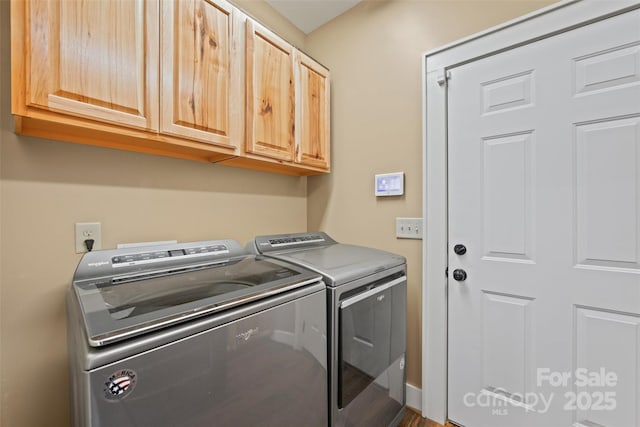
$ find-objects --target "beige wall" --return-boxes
[305,0,555,388]
[0,2,306,426]
[234,0,306,47]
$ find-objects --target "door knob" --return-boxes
[452,269,467,281]
[454,244,467,255]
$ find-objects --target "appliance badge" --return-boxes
[104,369,137,401]
[236,327,259,342]
[88,261,110,267]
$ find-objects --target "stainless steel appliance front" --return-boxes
[331,267,406,427]
[67,240,328,427]
[250,232,407,427]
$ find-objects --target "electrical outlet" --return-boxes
[396,217,423,239]
[75,222,102,253]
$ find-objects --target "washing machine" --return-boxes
[67,239,327,427]
[249,232,407,427]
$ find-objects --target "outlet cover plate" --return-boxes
[75,222,102,253]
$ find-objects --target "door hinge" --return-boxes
[436,70,451,86]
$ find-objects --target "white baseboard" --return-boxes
[406,383,422,412]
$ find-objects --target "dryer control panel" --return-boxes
[254,232,337,253]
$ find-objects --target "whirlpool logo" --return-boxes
[104,369,137,401]
[236,327,259,342]
[88,261,110,267]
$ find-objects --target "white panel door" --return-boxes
[448,8,640,427]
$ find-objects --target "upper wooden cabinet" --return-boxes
[17,0,159,131]
[245,20,295,162]
[296,52,330,170]
[160,0,241,149]
[11,0,330,175]
[242,20,331,172]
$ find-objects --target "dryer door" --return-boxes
[338,276,406,408]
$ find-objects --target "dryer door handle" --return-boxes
[340,276,406,309]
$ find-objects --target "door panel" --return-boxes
[481,291,535,401]
[28,0,158,130]
[575,308,640,427]
[482,132,535,262]
[573,44,640,96]
[575,117,640,269]
[245,21,295,161]
[448,8,640,427]
[296,52,330,169]
[160,0,241,149]
[481,70,534,114]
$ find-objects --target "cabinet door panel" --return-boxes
[27,0,158,130]
[246,21,295,162]
[296,53,330,170]
[160,0,240,149]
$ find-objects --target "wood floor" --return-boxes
[398,407,456,427]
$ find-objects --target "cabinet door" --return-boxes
[26,0,159,130]
[245,20,295,162]
[160,0,241,149]
[296,53,330,170]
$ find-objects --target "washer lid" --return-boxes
[272,244,406,286]
[72,253,321,347]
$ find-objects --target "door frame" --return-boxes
[421,0,640,423]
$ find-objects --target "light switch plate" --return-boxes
[396,217,422,239]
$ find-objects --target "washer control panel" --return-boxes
[73,240,243,283]
[112,244,229,265]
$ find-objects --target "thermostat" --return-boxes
[375,172,404,196]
